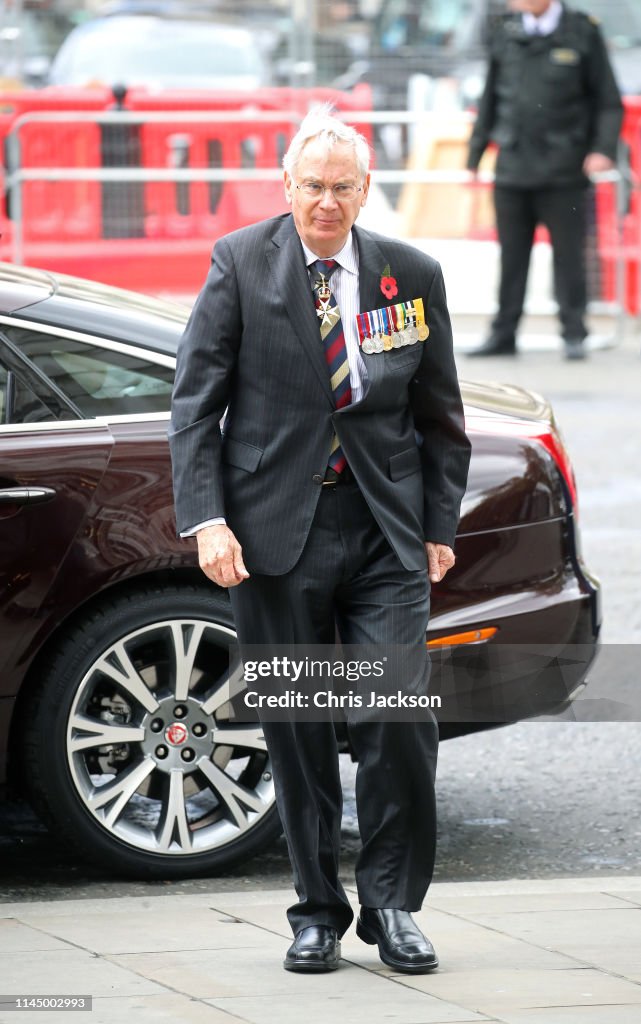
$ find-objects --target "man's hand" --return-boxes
[583,152,615,177]
[425,542,455,583]
[196,524,249,588]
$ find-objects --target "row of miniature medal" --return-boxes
[356,298,430,354]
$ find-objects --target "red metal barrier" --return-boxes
[0,84,373,294]
[5,86,635,310]
[595,96,641,315]
[0,88,110,252]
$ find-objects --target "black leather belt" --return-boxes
[322,465,354,486]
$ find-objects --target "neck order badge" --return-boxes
[311,259,351,474]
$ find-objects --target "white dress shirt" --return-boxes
[523,0,562,37]
[181,230,366,537]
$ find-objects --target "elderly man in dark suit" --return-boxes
[170,107,471,974]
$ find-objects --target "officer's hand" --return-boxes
[425,542,455,583]
[583,153,615,177]
[196,524,249,588]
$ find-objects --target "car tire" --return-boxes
[22,583,281,878]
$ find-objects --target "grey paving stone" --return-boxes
[206,900,298,938]
[89,994,242,1023]
[461,907,641,974]
[0,890,293,921]
[493,1005,641,1024]
[108,946,291,999]
[394,966,641,1013]
[207,987,491,1024]
[604,891,641,908]
[13,909,279,956]
[0,997,237,1024]
[1,948,165,997]
[348,877,641,900]
[0,919,71,953]
[426,892,632,916]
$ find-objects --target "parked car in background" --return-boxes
[0,263,600,878]
[0,0,76,88]
[48,15,270,91]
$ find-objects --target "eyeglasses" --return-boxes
[295,181,363,202]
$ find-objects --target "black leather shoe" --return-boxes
[284,925,341,972]
[357,907,438,973]
[466,336,517,357]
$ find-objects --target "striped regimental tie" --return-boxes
[310,259,352,474]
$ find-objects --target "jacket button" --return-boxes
[312,473,324,485]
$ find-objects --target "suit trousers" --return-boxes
[491,184,588,345]
[228,478,438,938]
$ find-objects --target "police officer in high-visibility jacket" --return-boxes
[467,0,623,360]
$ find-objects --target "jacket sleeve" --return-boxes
[467,54,498,171]
[169,237,241,535]
[409,263,472,548]
[584,20,623,161]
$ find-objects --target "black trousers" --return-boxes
[229,479,437,938]
[492,184,588,344]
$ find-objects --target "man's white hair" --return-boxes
[283,103,371,179]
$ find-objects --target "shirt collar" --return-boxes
[523,0,562,36]
[301,231,358,275]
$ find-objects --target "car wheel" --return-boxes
[23,584,281,878]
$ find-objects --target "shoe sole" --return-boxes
[356,919,439,973]
[283,958,340,972]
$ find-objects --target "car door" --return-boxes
[0,340,114,714]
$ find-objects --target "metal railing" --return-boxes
[2,108,637,342]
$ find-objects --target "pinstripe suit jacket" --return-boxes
[169,213,471,575]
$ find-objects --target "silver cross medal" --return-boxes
[314,273,341,330]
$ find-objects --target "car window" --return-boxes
[5,328,174,418]
[0,358,57,426]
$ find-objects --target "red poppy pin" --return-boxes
[380,264,398,300]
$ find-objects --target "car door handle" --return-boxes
[0,487,57,506]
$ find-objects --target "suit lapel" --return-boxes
[265,215,334,405]
[354,226,386,317]
[353,226,388,392]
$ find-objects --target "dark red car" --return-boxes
[0,263,600,878]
